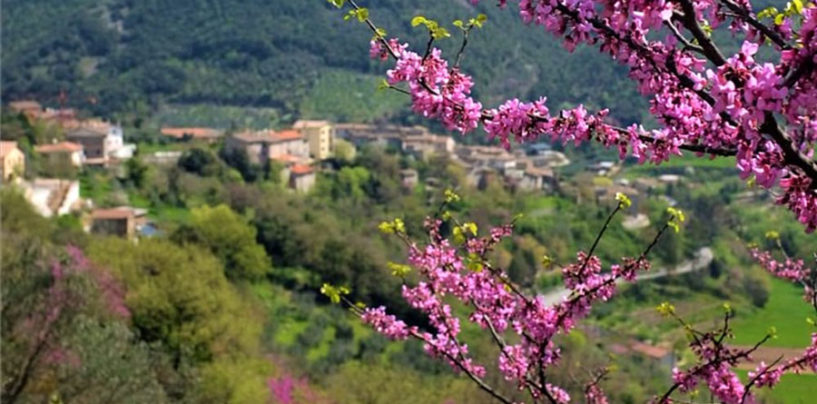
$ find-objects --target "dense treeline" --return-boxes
[2,0,652,124]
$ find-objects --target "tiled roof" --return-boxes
[275,129,304,141]
[231,130,278,143]
[335,123,428,137]
[524,166,554,177]
[92,208,134,220]
[403,134,451,145]
[66,126,108,138]
[293,120,331,129]
[40,108,76,120]
[63,119,113,133]
[290,164,314,175]
[270,154,303,164]
[9,100,41,111]
[35,141,83,153]
[161,127,223,139]
[232,129,304,144]
[0,141,19,158]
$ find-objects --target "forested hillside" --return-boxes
[2,0,652,124]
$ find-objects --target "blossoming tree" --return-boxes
[323,0,817,402]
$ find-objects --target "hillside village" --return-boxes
[1,99,690,241]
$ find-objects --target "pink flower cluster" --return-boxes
[360,306,414,340]
[66,245,130,318]
[671,343,748,403]
[747,361,783,389]
[375,40,482,134]
[267,373,327,404]
[369,38,405,61]
[746,333,817,394]
[750,246,815,305]
[483,98,551,149]
[584,381,608,404]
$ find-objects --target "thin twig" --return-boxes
[454,27,472,68]
[664,20,705,54]
[674,0,727,66]
[718,0,792,50]
[741,355,784,404]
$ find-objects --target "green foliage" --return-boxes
[344,8,369,23]
[153,104,281,130]
[87,238,263,363]
[323,361,482,404]
[742,272,770,308]
[173,205,271,280]
[193,358,272,403]
[178,147,221,177]
[333,138,356,162]
[298,70,408,123]
[125,158,149,188]
[453,13,488,31]
[334,166,372,202]
[53,316,167,403]
[757,0,806,25]
[410,16,451,39]
[320,284,350,304]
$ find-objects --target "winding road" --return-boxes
[539,247,714,306]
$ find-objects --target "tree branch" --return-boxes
[760,112,817,188]
[664,20,705,54]
[674,0,727,66]
[454,27,472,68]
[783,56,816,88]
[718,0,792,50]
[741,355,783,404]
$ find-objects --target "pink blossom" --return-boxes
[360,306,413,340]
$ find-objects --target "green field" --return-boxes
[731,278,815,348]
[624,153,737,177]
[737,370,817,404]
[298,70,409,123]
[151,104,283,130]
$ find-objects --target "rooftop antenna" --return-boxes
[58,89,68,124]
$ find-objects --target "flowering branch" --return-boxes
[325,190,690,403]
[336,0,817,231]
[656,305,773,404]
[750,232,817,314]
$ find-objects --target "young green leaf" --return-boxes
[411,16,427,27]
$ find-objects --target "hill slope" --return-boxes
[3,0,651,124]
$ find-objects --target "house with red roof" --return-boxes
[90,208,136,239]
[268,129,309,158]
[88,206,148,239]
[35,141,85,168]
[64,119,129,165]
[8,100,42,120]
[289,164,315,193]
[226,129,309,165]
